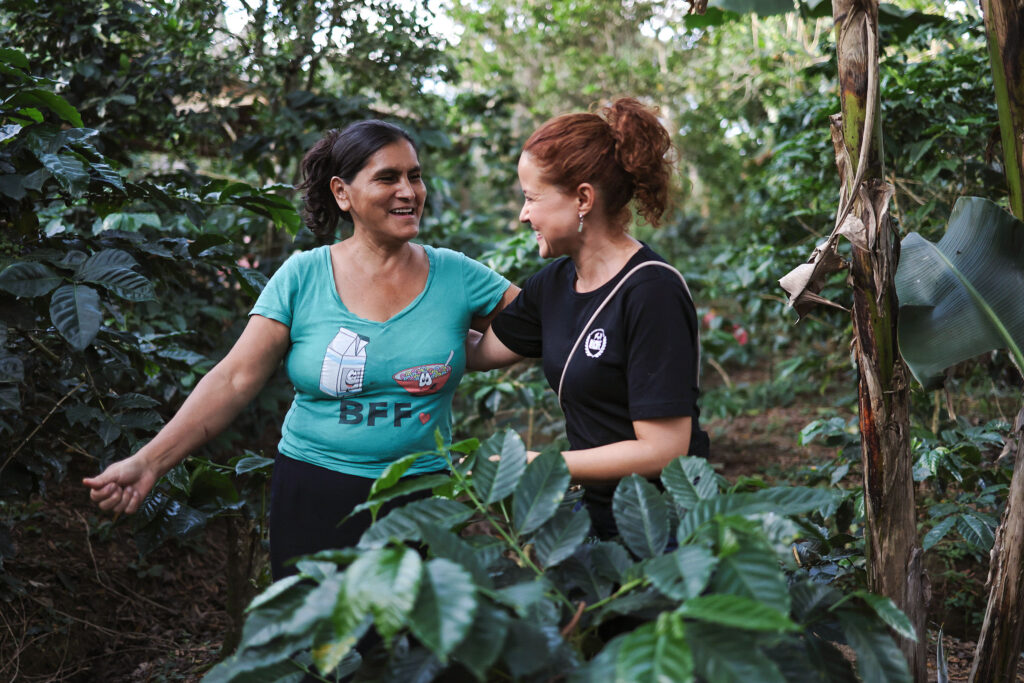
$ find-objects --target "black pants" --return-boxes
[269,453,439,580]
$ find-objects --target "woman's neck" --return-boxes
[572,229,642,293]
[337,230,418,276]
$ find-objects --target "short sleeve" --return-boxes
[459,252,510,317]
[250,251,305,327]
[622,276,701,421]
[490,270,545,358]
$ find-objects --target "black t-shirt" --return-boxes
[491,244,710,484]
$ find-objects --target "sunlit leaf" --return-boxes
[407,558,477,662]
[923,517,956,553]
[11,88,83,126]
[472,429,527,504]
[235,455,275,476]
[711,543,790,615]
[645,545,717,601]
[512,448,570,535]
[358,498,472,549]
[677,487,839,541]
[343,546,422,640]
[613,474,670,558]
[661,456,720,510]
[244,572,342,649]
[678,593,798,632]
[955,512,995,551]
[614,613,694,683]
[36,152,88,196]
[493,579,550,617]
[844,592,917,642]
[349,474,451,520]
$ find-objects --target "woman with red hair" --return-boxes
[468,98,709,539]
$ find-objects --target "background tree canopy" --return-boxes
[1,0,1020,680]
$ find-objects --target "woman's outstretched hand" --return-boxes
[82,454,157,515]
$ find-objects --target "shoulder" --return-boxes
[425,245,502,282]
[264,247,325,289]
[277,245,327,274]
[425,245,477,273]
[619,250,697,313]
[622,248,685,287]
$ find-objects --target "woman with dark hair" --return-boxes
[85,120,517,577]
[467,98,709,539]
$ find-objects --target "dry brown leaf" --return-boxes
[778,242,848,319]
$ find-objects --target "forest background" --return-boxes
[1,0,1022,680]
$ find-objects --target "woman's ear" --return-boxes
[330,176,350,211]
[576,183,596,216]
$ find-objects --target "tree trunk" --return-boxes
[832,1,926,679]
[972,409,1024,682]
[970,2,1024,680]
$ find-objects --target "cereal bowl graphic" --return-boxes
[393,350,454,396]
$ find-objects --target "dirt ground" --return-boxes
[1,470,230,681]
[0,405,1015,681]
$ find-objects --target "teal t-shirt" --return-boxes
[250,244,509,477]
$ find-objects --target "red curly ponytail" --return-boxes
[523,97,674,227]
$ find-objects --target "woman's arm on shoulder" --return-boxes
[547,415,692,482]
[83,314,290,514]
[466,283,524,370]
[470,283,519,333]
[466,326,524,371]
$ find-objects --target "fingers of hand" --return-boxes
[97,486,124,511]
[112,487,137,515]
[88,481,112,501]
[126,489,142,514]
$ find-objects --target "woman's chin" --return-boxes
[536,239,556,259]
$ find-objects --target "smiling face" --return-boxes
[332,140,426,245]
[517,152,582,259]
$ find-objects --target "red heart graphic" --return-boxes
[419,412,430,424]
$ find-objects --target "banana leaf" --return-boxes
[895,196,1024,390]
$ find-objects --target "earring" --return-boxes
[577,213,584,233]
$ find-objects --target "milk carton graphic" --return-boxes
[320,326,369,397]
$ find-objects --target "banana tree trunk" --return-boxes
[832,1,926,679]
[970,2,1024,680]
[973,409,1024,682]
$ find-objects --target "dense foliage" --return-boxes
[209,432,913,682]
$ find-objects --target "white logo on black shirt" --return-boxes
[584,329,607,358]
